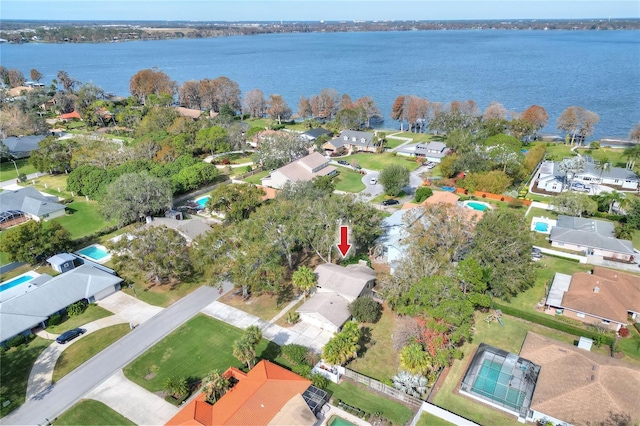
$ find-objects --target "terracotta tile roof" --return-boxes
[256,185,278,201]
[175,107,204,119]
[166,360,312,426]
[520,332,640,425]
[58,110,82,120]
[560,267,640,323]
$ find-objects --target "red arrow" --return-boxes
[337,226,351,258]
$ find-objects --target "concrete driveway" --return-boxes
[86,370,178,425]
[357,170,382,202]
[97,290,163,326]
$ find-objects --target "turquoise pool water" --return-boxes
[467,201,490,211]
[328,415,357,426]
[0,274,36,293]
[471,359,526,411]
[195,196,210,208]
[78,245,109,261]
[534,222,549,232]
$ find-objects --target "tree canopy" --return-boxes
[206,183,265,222]
[379,164,410,196]
[0,221,73,264]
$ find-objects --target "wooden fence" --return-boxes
[343,368,424,409]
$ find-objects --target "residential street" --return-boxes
[0,285,226,426]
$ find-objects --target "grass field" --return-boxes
[26,174,73,198]
[218,291,288,322]
[326,381,414,425]
[347,307,399,382]
[243,170,270,185]
[416,412,455,426]
[0,337,52,418]
[123,314,284,393]
[46,305,113,334]
[119,271,206,307]
[53,324,130,382]
[54,399,135,425]
[51,200,115,239]
[346,153,421,172]
[334,167,366,193]
[0,158,36,181]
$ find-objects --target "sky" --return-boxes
[1,0,639,21]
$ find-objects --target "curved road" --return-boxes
[1,285,229,426]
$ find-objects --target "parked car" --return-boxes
[337,160,350,166]
[370,177,378,185]
[56,328,86,344]
[531,247,543,261]
[382,199,399,206]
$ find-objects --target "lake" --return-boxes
[2,30,639,139]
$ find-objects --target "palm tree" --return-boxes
[599,190,626,214]
[595,157,610,183]
[623,144,640,170]
[164,376,188,399]
[292,266,316,300]
[233,337,256,369]
[399,343,432,376]
[392,371,429,398]
[615,223,634,240]
[203,370,230,403]
[244,325,262,346]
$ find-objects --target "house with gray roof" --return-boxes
[296,262,376,333]
[261,152,336,189]
[1,135,46,158]
[0,187,65,228]
[549,215,635,261]
[0,264,122,344]
[144,216,212,243]
[536,160,638,193]
[299,128,333,142]
[397,141,450,163]
[322,130,375,154]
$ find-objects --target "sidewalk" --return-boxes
[200,300,332,353]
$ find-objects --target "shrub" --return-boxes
[310,372,329,389]
[634,323,640,334]
[245,165,252,173]
[349,295,382,323]
[619,327,630,338]
[285,311,300,324]
[414,187,433,204]
[67,301,87,317]
[48,313,63,326]
[281,344,310,365]
[6,334,26,348]
[292,364,312,378]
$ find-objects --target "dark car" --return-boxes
[56,328,86,344]
[337,160,350,166]
[382,199,399,206]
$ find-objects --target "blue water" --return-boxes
[467,201,490,211]
[441,186,456,192]
[78,245,109,260]
[195,196,210,208]
[1,30,638,139]
[0,274,35,293]
[534,222,549,232]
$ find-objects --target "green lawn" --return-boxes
[46,305,113,334]
[0,158,36,181]
[334,167,366,193]
[526,206,557,221]
[54,399,135,425]
[347,307,400,382]
[53,324,130,383]
[123,314,284,393]
[0,337,52,418]
[346,153,421,172]
[243,170,270,185]
[327,381,414,425]
[416,412,455,426]
[51,200,116,239]
[118,267,207,307]
[24,174,73,198]
[0,251,11,266]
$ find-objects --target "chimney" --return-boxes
[593,286,600,293]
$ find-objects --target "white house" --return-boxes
[297,262,376,333]
[396,141,450,162]
[536,160,639,193]
[0,187,66,228]
[322,130,375,154]
[261,152,337,189]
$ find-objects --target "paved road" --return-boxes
[0,172,45,189]
[1,286,223,426]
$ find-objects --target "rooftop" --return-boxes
[314,262,376,300]
[520,332,640,426]
[550,215,634,255]
[0,186,65,218]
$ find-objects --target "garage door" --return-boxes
[92,284,118,302]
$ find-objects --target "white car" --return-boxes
[370,177,378,185]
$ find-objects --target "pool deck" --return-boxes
[318,404,370,426]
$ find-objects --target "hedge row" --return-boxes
[493,302,616,347]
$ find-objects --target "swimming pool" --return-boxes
[471,359,526,411]
[77,244,110,262]
[0,273,36,293]
[464,201,492,211]
[441,186,456,192]
[195,196,210,208]
[327,415,357,426]
[534,222,549,232]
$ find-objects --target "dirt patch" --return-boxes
[144,372,156,381]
